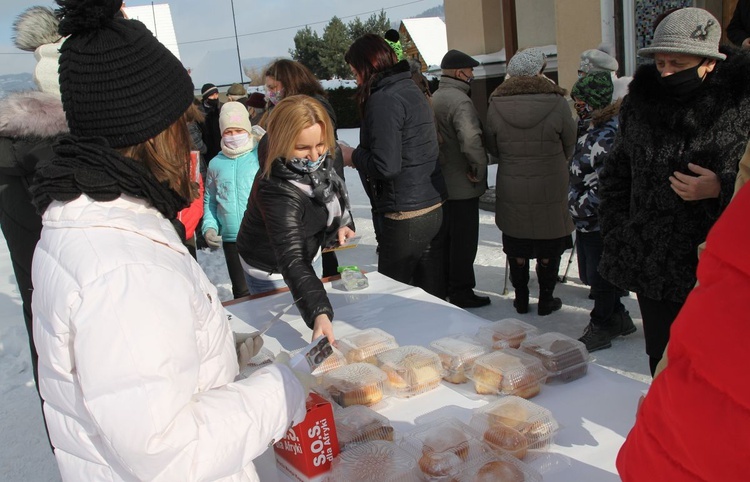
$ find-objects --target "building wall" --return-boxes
[555,0,603,92]
[517,0,557,48]
[445,0,503,55]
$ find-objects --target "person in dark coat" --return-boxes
[727,0,750,48]
[432,49,490,308]
[598,8,750,375]
[236,95,355,343]
[341,34,448,299]
[568,72,637,352]
[485,48,577,316]
[199,83,223,162]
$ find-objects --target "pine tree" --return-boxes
[320,17,351,79]
[289,26,326,79]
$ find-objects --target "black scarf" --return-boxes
[271,155,352,246]
[31,135,188,220]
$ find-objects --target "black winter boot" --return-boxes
[536,257,563,316]
[508,258,530,314]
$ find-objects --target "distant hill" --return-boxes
[0,73,35,98]
[392,3,445,29]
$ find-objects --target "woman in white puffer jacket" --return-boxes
[30,1,306,480]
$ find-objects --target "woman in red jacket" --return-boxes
[617,182,750,481]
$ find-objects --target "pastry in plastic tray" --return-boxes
[323,362,388,407]
[335,405,394,450]
[519,332,589,382]
[402,418,489,480]
[468,349,547,398]
[471,396,559,451]
[238,347,275,378]
[476,319,539,349]
[452,452,542,482]
[327,440,422,482]
[337,328,399,364]
[429,335,490,384]
[376,345,443,397]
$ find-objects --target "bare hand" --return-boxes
[743,38,750,49]
[669,163,720,201]
[339,143,355,168]
[312,314,335,344]
[466,171,480,183]
[336,226,356,246]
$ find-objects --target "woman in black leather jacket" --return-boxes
[341,34,447,299]
[236,95,355,343]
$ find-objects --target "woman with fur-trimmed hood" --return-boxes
[0,6,66,390]
[598,8,750,376]
[485,47,577,317]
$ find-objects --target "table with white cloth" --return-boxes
[224,272,647,482]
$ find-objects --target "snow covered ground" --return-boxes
[0,128,649,480]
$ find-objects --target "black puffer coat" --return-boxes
[599,45,750,303]
[352,60,446,213]
[236,157,354,328]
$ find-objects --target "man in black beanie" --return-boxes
[432,49,490,308]
[200,82,222,161]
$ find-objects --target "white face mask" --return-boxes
[223,132,250,150]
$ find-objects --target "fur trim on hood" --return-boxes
[13,6,61,52]
[491,75,567,98]
[0,91,68,139]
[591,99,621,128]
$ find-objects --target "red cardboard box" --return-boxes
[274,392,340,481]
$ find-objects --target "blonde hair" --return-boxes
[118,111,198,202]
[263,95,335,178]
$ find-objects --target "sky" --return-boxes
[0,0,442,82]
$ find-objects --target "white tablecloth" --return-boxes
[224,272,646,481]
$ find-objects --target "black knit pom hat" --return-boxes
[56,0,194,148]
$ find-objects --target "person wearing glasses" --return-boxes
[236,95,355,343]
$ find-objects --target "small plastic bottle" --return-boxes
[338,265,369,291]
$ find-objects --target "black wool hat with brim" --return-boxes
[57,0,194,149]
[440,49,480,69]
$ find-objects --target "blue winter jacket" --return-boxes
[203,148,260,242]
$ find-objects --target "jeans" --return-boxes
[576,230,624,325]
[443,198,480,297]
[378,206,447,299]
[223,241,250,299]
[244,255,323,296]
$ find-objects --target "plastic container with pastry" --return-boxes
[289,344,348,383]
[471,396,559,451]
[400,418,489,480]
[451,452,542,482]
[323,362,389,407]
[337,328,399,364]
[519,332,590,383]
[475,319,539,350]
[467,349,547,398]
[334,405,395,451]
[429,335,490,384]
[327,440,423,482]
[237,347,275,379]
[375,345,444,398]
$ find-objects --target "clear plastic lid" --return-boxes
[290,345,348,380]
[376,346,443,398]
[429,335,491,384]
[452,452,543,482]
[467,349,547,398]
[323,362,389,407]
[327,440,422,482]
[400,418,490,480]
[337,328,400,364]
[472,396,559,451]
[238,347,275,378]
[476,319,539,349]
[335,405,394,450]
[520,332,589,383]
